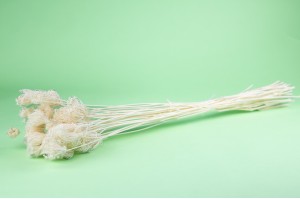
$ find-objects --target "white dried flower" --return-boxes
[42,142,72,160]
[41,124,101,159]
[7,128,20,138]
[26,109,48,133]
[16,89,62,106]
[52,97,88,124]
[25,132,45,157]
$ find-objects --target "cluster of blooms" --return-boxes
[16,90,101,160]
[11,82,296,160]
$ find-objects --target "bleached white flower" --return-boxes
[42,141,72,160]
[52,97,88,124]
[41,124,101,159]
[16,89,62,106]
[7,128,20,138]
[25,132,45,157]
[25,109,48,133]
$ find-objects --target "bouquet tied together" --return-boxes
[11,81,297,160]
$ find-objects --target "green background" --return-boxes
[1,0,300,197]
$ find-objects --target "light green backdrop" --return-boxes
[0,0,300,197]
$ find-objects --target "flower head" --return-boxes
[52,97,88,124]
[25,132,45,157]
[7,128,20,138]
[26,109,48,133]
[16,89,62,106]
[41,123,101,159]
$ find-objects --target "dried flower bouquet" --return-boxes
[9,81,296,160]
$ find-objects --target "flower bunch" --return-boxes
[12,82,296,160]
[16,90,100,159]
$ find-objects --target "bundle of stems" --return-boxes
[12,81,296,160]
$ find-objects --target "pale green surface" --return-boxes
[0,0,300,197]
